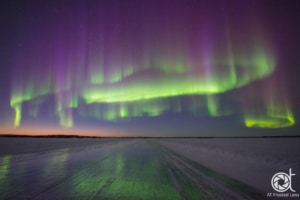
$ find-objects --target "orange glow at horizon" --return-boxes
[0,127,135,137]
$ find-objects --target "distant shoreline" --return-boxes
[0,134,102,138]
[0,134,299,138]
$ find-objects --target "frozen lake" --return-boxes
[0,137,299,199]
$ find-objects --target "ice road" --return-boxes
[0,138,299,199]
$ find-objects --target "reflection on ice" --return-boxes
[0,155,12,199]
[0,138,288,199]
[43,148,69,181]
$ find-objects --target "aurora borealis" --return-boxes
[0,0,299,136]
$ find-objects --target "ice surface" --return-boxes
[0,137,299,199]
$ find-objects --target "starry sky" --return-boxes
[0,0,299,137]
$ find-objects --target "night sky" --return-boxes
[0,0,299,137]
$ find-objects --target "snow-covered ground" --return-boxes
[155,138,300,193]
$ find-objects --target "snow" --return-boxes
[155,138,300,193]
